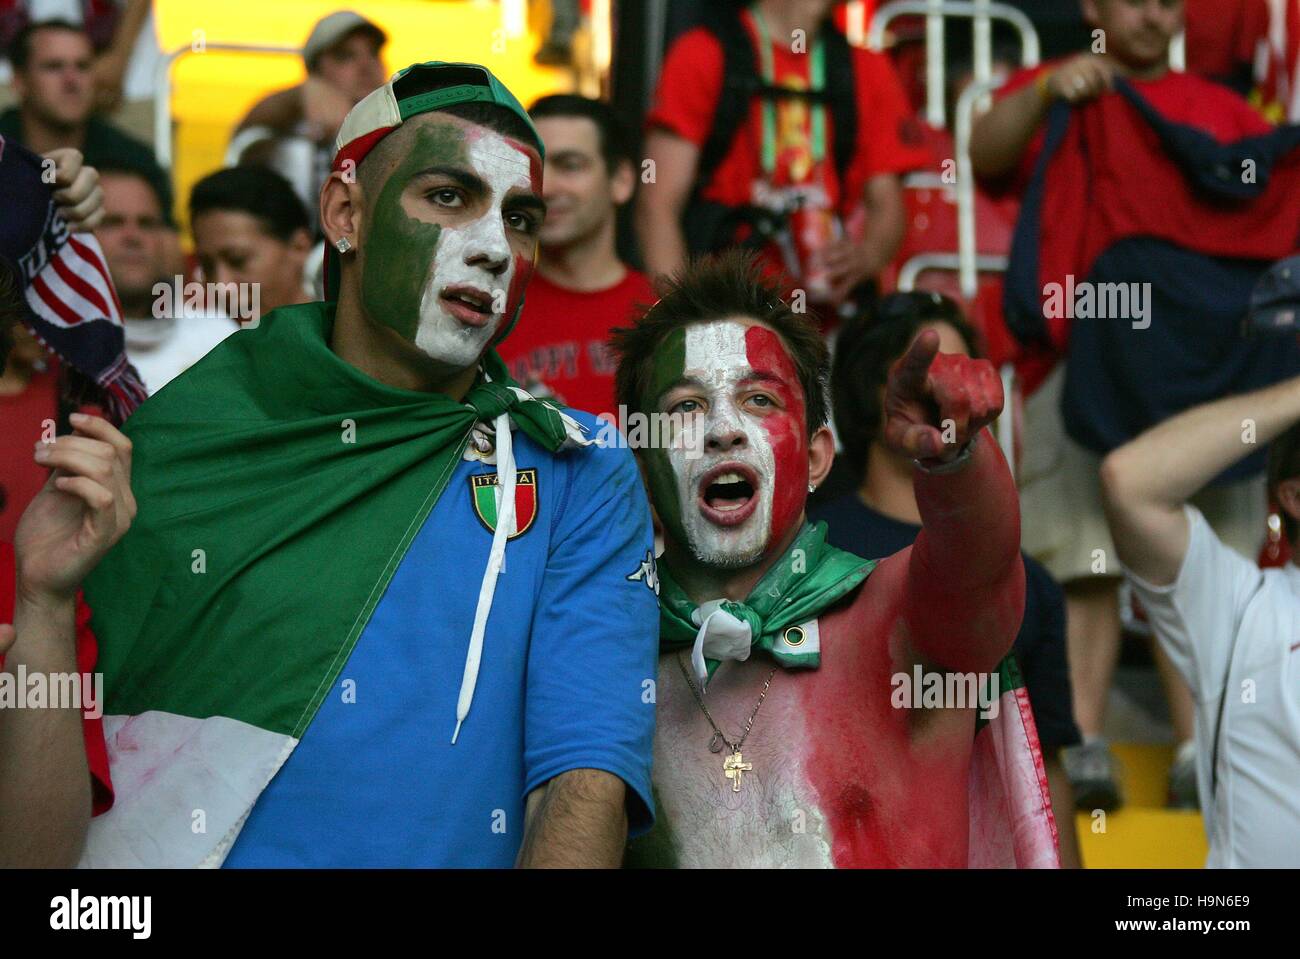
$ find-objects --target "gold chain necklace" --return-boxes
[676,653,777,793]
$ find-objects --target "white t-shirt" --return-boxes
[1126,505,1300,868]
[124,313,237,395]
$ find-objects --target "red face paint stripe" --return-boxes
[744,325,808,554]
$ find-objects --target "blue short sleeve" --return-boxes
[523,420,660,836]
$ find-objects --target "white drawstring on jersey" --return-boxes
[451,408,517,744]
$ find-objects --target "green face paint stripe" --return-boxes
[644,326,687,411]
[640,327,687,541]
[361,123,465,342]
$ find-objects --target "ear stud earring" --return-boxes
[808,483,816,493]
[335,237,353,253]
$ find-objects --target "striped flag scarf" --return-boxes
[0,136,145,423]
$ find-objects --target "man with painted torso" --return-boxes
[615,252,1040,868]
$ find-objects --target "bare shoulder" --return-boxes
[819,546,911,657]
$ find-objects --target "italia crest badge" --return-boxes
[470,469,538,538]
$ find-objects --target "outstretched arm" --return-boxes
[883,331,1025,674]
[970,55,1120,179]
[1101,373,1300,586]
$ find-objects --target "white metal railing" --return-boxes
[868,0,1040,128]
[153,43,301,171]
[954,74,1006,298]
[896,251,1008,292]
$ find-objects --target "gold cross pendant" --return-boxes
[723,750,753,792]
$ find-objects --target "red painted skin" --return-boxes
[699,331,1024,866]
[500,249,535,338]
[806,336,1023,866]
[801,431,1025,866]
[742,325,807,551]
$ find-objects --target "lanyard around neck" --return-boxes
[750,5,827,176]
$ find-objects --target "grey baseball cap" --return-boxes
[303,11,387,71]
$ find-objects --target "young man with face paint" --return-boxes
[77,63,659,868]
[615,252,1059,868]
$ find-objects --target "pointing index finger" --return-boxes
[891,328,941,398]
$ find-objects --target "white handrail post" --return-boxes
[973,0,992,91]
[954,75,1004,299]
[926,0,946,127]
[152,43,306,182]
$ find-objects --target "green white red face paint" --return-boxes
[645,319,809,568]
[361,119,540,370]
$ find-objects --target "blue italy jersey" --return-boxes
[224,412,659,867]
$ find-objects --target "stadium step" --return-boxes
[1074,742,1209,868]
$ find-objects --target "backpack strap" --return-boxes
[695,11,860,201]
[686,8,860,254]
[819,21,858,189]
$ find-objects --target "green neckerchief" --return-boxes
[657,521,874,677]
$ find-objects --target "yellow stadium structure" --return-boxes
[1075,743,1209,868]
[157,0,570,235]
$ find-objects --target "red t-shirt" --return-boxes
[648,17,930,213]
[500,268,655,416]
[646,14,930,292]
[0,364,59,543]
[1185,0,1270,85]
[0,541,114,816]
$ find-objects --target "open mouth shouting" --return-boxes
[439,284,496,328]
[697,461,760,528]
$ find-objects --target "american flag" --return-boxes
[1,135,146,424]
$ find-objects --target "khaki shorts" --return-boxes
[1019,365,1267,583]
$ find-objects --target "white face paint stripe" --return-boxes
[683,320,748,374]
[672,321,776,567]
[413,129,533,368]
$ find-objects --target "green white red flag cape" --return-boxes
[969,655,1061,868]
[77,301,590,867]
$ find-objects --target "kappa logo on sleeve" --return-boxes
[627,549,660,596]
[470,469,539,538]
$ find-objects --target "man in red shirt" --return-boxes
[0,142,138,866]
[0,271,135,867]
[497,94,654,415]
[637,0,930,315]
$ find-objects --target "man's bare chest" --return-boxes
[641,607,975,868]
